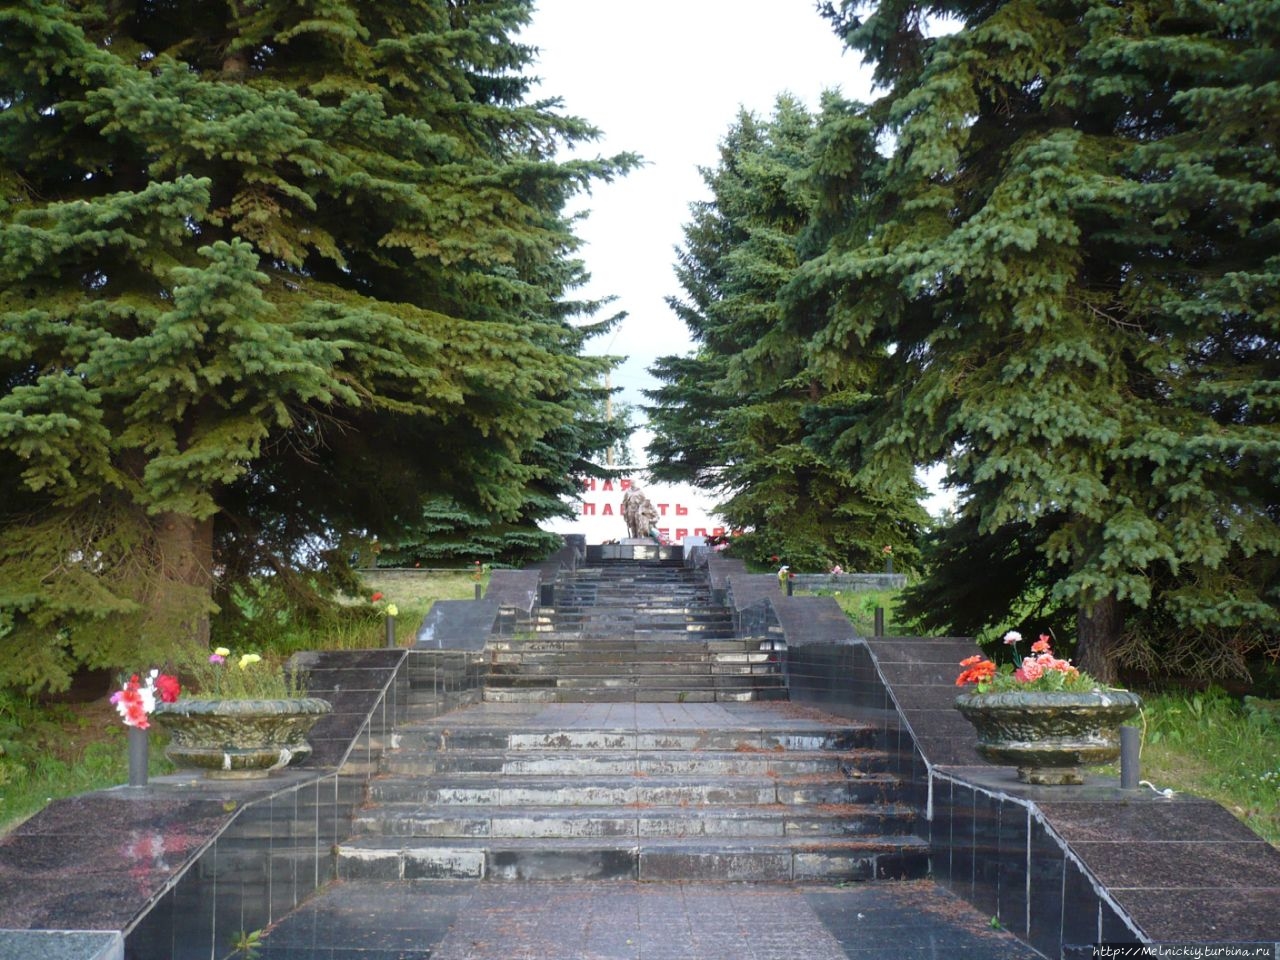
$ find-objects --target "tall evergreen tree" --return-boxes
[807,0,1279,679]
[647,96,927,572]
[0,0,635,690]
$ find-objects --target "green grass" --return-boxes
[224,569,487,658]
[1124,689,1280,846]
[355,570,486,627]
[798,587,915,637]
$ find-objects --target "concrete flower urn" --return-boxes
[954,689,1143,785]
[152,697,332,779]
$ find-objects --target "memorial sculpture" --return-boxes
[621,486,660,540]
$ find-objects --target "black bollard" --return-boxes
[385,614,396,648]
[785,578,793,597]
[874,606,885,638]
[474,583,482,601]
[128,726,149,787]
[1120,725,1140,789]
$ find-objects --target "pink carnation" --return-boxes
[1017,657,1045,682]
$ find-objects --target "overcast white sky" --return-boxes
[521,1,876,409]
[522,3,952,518]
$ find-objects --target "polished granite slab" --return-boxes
[0,931,121,960]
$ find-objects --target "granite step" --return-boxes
[392,725,880,753]
[489,644,754,657]
[482,686,788,703]
[335,834,930,883]
[379,747,891,777]
[349,802,917,840]
[365,772,902,806]
[481,670,778,686]
[487,660,775,676]
[481,680,788,696]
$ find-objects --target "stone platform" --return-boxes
[225,878,1041,960]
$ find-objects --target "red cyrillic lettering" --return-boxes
[602,503,613,515]
[675,528,688,540]
[694,528,707,537]
[583,478,597,491]
[602,479,614,491]
[657,503,669,515]
[676,504,688,516]
[583,503,596,515]
[620,479,632,490]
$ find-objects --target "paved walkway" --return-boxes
[234,878,1041,959]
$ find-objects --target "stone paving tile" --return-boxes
[807,882,1042,959]
[429,882,850,960]
[232,879,1042,960]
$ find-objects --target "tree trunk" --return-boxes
[153,512,216,648]
[1076,593,1120,685]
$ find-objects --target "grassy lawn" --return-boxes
[799,587,914,637]
[1126,689,1279,846]
[354,568,487,632]
[0,695,175,834]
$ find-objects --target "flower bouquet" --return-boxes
[116,648,330,780]
[955,631,1100,694]
[954,631,1141,785]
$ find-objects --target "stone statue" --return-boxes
[621,486,660,540]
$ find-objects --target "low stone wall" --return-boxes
[790,572,906,592]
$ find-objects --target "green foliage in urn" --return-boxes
[956,633,1108,695]
[182,648,307,701]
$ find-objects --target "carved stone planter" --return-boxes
[954,689,1143,785]
[152,697,332,779]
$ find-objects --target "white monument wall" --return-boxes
[542,476,728,545]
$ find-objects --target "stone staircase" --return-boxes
[336,556,929,886]
[336,703,928,883]
[483,558,786,703]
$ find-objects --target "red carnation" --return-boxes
[155,673,181,703]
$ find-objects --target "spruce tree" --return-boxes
[0,0,634,689]
[807,0,1279,679]
[647,97,927,572]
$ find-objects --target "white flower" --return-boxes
[1003,630,1022,645]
